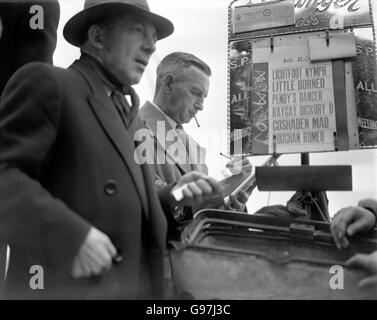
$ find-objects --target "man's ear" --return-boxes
[164,74,175,94]
[87,24,105,50]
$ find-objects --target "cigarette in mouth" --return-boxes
[194,115,200,128]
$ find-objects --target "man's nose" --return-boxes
[142,32,156,55]
[194,100,204,111]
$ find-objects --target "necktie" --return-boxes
[176,124,190,155]
[111,87,140,128]
[80,53,139,128]
[176,124,204,168]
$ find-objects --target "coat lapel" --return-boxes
[188,134,208,175]
[71,60,149,218]
[140,102,193,174]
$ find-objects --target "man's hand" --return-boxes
[331,206,376,250]
[224,190,248,212]
[71,227,117,279]
[172,171,223,207]
[347,251,377,289]
[223,158,253,212]
[225,157,253,176]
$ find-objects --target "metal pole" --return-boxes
[301,153,310,165]
[301,153,311,219]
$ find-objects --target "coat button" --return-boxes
[104,180,117,196]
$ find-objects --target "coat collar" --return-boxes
[70,57,149,217]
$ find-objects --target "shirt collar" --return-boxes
[80,53,130,96]
[149,101,178,129]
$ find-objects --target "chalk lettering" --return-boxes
[303,131,325,143]
[273,118,310,131]
[298,79,325,90]
[356,81,377,93]
[300,104,326,116]
[299,91,323,102]
[272,106,298,118]
[312,116,329,129]
[305,66,327,78]
[272,93,297,105]
[272,80,296,92]
[276,132,301,144]
[272,68,302,80]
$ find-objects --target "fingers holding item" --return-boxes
[331,207,353,249]
[181,184,194,199]
[330,210,343,250]
[226,158,253,175]
[71,258,84,279]
[96,246,113,273]
[78,244,112,276]
[204,176,223,195]
[186,181,204,200]
[347,252,377,274]
[358,275,377,290]
[187,178,220,200]
[175,173,224,206]
[81,253,100,276]
[177,171,207,187]
[347,219,368,238]
[239,158,253,174]
[347,252,377,290]
[71,227,118,279]
[346,207,376,237]
[347,253,369,269]
[225,159,235,168]
[236,190,249,204]
[195,178,213,197]
[104,238,118,262]
[228,194,244,211]
[331,206,376,250]
[223,201,232,211]
[71,254,100,279]
[90,234,115,272]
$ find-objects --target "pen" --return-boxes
[220,153,238,178]
[220,152,233,160]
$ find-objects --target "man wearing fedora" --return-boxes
[0,0,222,299]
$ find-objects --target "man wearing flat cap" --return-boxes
[0,0,222,299]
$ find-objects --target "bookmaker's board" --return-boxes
[167,1,377,300]
[228,0,377,156]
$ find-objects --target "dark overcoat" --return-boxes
[0,57,170,299]
[0,0,60,93]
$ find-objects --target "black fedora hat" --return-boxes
[64,0,174,47]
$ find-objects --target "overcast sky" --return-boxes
[53,0,377,216]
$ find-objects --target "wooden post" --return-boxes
[300,153,312,219]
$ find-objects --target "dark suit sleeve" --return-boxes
[0,1,60,95]
[0,63,91,271]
